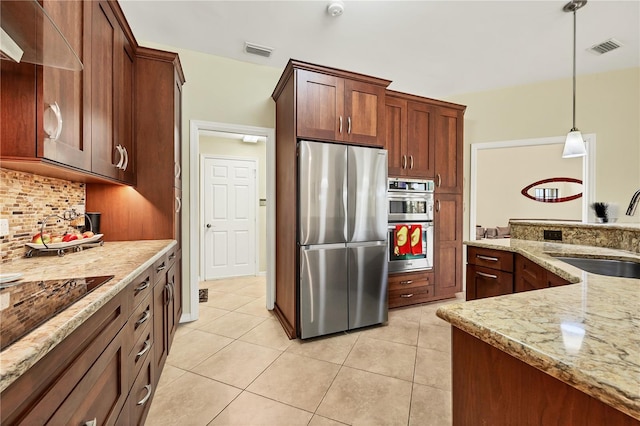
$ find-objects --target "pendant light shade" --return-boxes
[562,0,587,159]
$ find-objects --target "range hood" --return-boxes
[1,0,82,71]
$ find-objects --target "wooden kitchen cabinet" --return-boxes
[434,106,464,193]
[152,252,178,384]
[90,0,135,183]
[434,193,463,298]
[294,64,390,147]
[514,255,548,293]
[388,270,435,308]
[466,247,514,301]
[271,60,390,338]
[385,92,435,178]
[0,285,130,425]
[0,0,136,185]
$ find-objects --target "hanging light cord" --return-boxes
[571,7,577,131]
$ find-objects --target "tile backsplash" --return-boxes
[0,169,85,263]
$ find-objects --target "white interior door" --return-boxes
[203,157,257,279]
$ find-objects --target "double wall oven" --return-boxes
[388,178,434,273]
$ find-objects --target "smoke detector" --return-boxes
[244,42,273,58]
[327,1,345,17]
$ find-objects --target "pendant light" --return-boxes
[562,0,587,158]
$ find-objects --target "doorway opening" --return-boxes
[186,120,275,322]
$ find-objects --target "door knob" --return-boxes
[206,223,212,228]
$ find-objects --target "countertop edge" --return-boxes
[435,306,640,421]
[0,240,177,393]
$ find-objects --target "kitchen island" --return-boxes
[437,238,640,424]
[0,240,177,424]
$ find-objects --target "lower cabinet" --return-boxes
[466,246,573,301]
[388,270,434,308]
[0,248,180,426]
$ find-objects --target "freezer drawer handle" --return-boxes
[400,293,414,298]
[476,254,499,262]
[476,271,498,280]
[400,280,413,285]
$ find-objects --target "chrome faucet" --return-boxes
[626,189,640,216]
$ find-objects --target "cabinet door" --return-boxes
[343,79,385,146]
[434,193,463,297]
[166,263,177,353]
[515,255,549,293]
[90,0,118,179]
[115,31,135,184]
[40,0,91,171]
[296,69,343,141]
[434,107,463,193]
[174,72,183,188]
[384,96,407,177]
[152,278,168,384]
[406,101,435,178]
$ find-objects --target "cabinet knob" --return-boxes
[206,223,212,228]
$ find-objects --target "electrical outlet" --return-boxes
[0,219,9,237]
[543,230,563,241]
[72,204,85,215]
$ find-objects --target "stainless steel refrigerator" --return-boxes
[298,140,388,339]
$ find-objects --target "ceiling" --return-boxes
[119,1,640,99]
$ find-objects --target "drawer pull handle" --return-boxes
[137,384,152,406]
[84,418,97,426]
[169,252,176,260]
[156,262,166,272]
[400,293,414,298]
[135,310,151,328]
[476,254,499,262]
[400,280,413,285]
[476,271,498,279]
[402,155,407,169]
[409,155,414,169]
[136,339,151,361]
[134,279,150,293]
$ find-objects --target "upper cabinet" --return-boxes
[90,0,135,184]
[0,0,136,185]
[434,106,464,194]
[385,90,465,185]
[276,60,391,147]
[40,0,91,171]
[385,92,435,179]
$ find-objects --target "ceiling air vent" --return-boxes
[244,42,273,58]
[587,38,623,55]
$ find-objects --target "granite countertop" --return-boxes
[436,238,640,420]
[0,239,176,393]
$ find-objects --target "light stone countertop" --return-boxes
[436,238,640,421]
[0,239,176,393]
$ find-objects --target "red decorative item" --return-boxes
[410,224,423,254]
[394,224,410,255]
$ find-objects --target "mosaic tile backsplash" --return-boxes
[0,169,85,263]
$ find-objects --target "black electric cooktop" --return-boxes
[0,275,114,351]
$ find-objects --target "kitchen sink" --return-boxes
[554,257,640,279]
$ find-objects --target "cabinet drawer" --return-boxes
[468,247,514,272]
[128,323,152,389]
[129,266,153,310]
[130,293,152,353]
[467,265,513,300]
[389,285,434,308]
[514,256,548,293]
[153,254,169,283]
[128,350,155,426]
[389,271,433,292]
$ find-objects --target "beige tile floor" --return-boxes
[146,276,461,426]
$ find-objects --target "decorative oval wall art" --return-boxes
[521,177,583,203]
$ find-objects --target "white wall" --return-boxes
[449,67,640,240]
[476,144,582,228]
